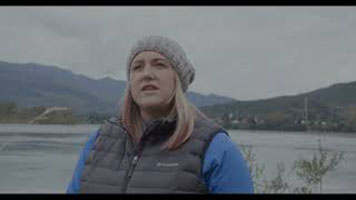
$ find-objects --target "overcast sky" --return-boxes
[1,6,355,101]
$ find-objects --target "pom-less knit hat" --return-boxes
[126,35,195,92]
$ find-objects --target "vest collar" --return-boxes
[140,117,177,144]
[106,116,177,144]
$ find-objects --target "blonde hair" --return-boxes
[119,72,208,150]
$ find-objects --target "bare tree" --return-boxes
[293,139,344,193]
[239,138,344,194]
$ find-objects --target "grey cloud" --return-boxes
[1,7,356,100]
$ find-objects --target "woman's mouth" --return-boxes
[142,84,159,91]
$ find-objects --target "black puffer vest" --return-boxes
[79,117,227,193]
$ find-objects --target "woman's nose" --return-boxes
[142,65,154,79]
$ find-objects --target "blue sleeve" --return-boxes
[202,132,254,194]
[66,129,99,193]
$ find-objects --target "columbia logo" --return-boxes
[156,162,179,167]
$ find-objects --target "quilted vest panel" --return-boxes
[79,117,227,193]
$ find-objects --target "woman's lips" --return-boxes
[142,84,159,91]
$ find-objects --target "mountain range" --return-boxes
[0,61,236,115]
[2,60,355,122]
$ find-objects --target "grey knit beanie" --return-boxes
[126,35,195,92]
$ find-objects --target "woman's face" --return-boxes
[129,51,176,114]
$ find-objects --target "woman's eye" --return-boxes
[133,65,141,70]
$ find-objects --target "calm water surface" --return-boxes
[0,123,355,193]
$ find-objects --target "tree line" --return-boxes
[203,106,356,133]
[0,102,110,124]
[2,101,356,133]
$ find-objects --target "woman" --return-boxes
[67,35,253,194]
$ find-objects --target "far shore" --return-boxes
[1,122,355,137]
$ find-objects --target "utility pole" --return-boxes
[305,97,309,128]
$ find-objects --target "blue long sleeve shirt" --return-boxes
[66,130,254,194]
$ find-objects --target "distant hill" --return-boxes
[0,61,236,115]
[200,80,356,123]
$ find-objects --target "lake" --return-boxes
[0,123,355,193]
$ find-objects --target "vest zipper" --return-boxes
[128,155,139,180]
[122,154,139,193]
[121,119,163,193]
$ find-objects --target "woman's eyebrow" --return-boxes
[132,59,144,65]
[152,58,168,63]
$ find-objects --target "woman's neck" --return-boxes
[140,107,170,121]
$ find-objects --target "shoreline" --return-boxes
[232,128,356,138]
[0,122,355,137]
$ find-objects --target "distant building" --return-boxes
[29,106,71,124]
